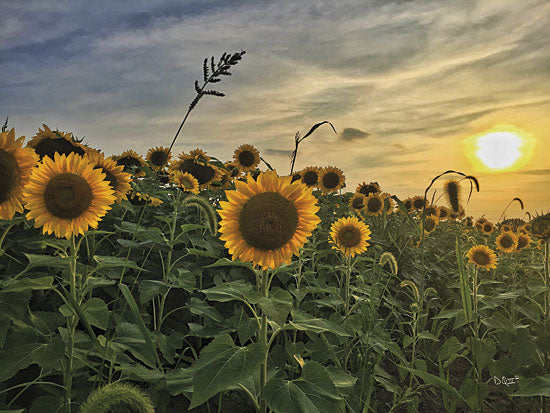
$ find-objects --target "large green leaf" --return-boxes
[264,361,345,413]
[399,366,468,404]
[512,375,550,396]
[139,279,171,304]
[189,334,263,409]
[288,310,350,337]
[94,255,147,271]
[201,280,257,303]
[23,253,67,269]
[1,276,53,293]
[0,336,65,381]
[259,288,293,328]
[82,297,109,329]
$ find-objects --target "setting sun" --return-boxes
[476,132,522,169]
[464,126,535,173]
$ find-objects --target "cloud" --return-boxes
[1,0,549,216]
[263,148,292,157]
[340,127,370,141]
[516,169,550,176]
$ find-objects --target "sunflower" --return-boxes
[438,206,450,221]
[300,166,321,188]
[169,152,222,189]
[424,215,439,234]
[425,205,439,218]
[85,152,132,203]
[482,221,495,235]
[466,245,498,270]
[233,144,260,172]
[500,224,513,232]
[318,166,345,194]
[348,193,366,213]
[409,236,421,248]
[538,239,545,250]
[449,207,465,221]
[188,148,211,166]
[128,191,163,206]
[475,217,487,231]
[218,170,320,270]
[465,216,474,227]
[171,171,200,194]
[362,193,385,217]
[403,197,413,212]
[26,124,87,160]
[146,146,171,171]
[22,153,115,238]
[290,171,302,183]
[356,182,381,196]
[495,231,518,253]
[516,232,531,250]
[443,179,461,212]
[517,224,530,235]
[381,193,395,214]
[112,149,146,177]
[0,129,39,220]
[224,161,242,179]
[329,216,371,258]
[411,195,426,211]
[530,212,550,241]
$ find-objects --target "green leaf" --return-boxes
[264,361,345,413]
[165,368,194,396]
[24,253,67,269]
[29,395,64,413]
[119,284,162,369]
[94,255,147,271]
[205,258,253,269]
[189,334,263,409]
[259,288,293,327]
[139,280,171,304]
[288,310,350,337]
[1,276,54,293]
[438,337,465,362]
[400,366,468,405]
[512,375,550,396]
[82,297,109,329]
[417,331,438,341]
[82,276,115,296]
[201,280,254,303]
[0,336,65,381]
[180,223,208,233]
[326,366,358,397]
[189,297,223,322]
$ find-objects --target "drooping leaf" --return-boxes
[189,334,263,409]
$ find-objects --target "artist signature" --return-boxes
[493,375,519,386]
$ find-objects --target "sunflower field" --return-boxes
[1,52,550,413]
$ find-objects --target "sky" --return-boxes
[2,0,549,219]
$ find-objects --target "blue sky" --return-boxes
[2,0,549,218]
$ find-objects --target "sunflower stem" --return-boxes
[64,235,79,413]
[344,255,352,317]
[157,190,181,332]
[0,222,16,258]
[259,269,269,413]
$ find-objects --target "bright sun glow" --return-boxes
[476,132,522,169]
[464,125,535,173]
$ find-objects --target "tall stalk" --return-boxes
[64,235,80,413]
[259,269,269,413]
